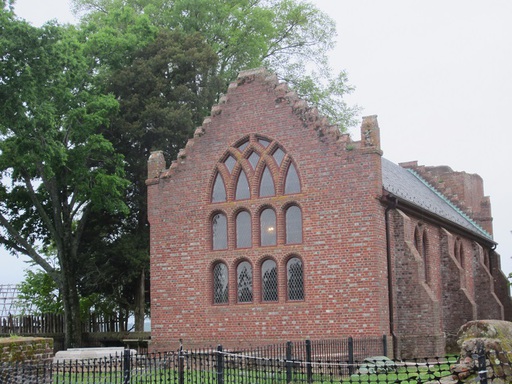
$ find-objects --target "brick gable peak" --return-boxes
[147,67,381,183]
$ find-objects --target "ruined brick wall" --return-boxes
[439,229,477,352]
[400,163,493,235]
[0,337,53,364]
[389,210,445,358]
[472,243,503,321]
[491,252,512,321]
[147,69,391,352]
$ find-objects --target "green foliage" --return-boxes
[72,0,360,129]
[18,270,63,315]
[0,5,130,346]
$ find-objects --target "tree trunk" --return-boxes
[134,268,146,332]
[60,261,83,348]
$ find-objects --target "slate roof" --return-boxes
[381,158,493,241]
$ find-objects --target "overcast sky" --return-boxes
[3,0,512,284]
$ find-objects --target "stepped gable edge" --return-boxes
[146,67,366,184]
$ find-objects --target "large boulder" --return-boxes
[445,320,512,384]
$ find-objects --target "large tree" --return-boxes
[0,2,129,347]
[72,0,359,128]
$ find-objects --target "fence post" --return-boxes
[348,336,354,376]
[286,341,293,384]
[382,334,388,357]
[476,341,488,384]
[123,348,131,384]
[305,339,313,384]
[178,343,185,384]
[217,345,224,384]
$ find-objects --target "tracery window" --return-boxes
[236,210,252,248]
[212,173,226,203]
[209,135,305,305]
[285,205,302,244]
[259,166,275,197]
[213,262,228,304]
[237,261,253,303]
[287,257,304,301]
[261,259,278,302]
[212,213,227,250]
[284,163,300,194]
[236,170,250,200]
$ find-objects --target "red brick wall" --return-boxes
[147,69,390,352]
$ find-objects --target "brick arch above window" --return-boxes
[209,134,301,203]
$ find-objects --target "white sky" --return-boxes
[3,0,512,284]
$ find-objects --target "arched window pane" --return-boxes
[259,166,275,197]
[237,141,249,152]
[236,211,252,248]
[262,259,278,302]
[237,261,253,303]
[248,152,260,169]
[212,213,227,250]
[286,206,302,244]
[212,173,226,202]
[224,156,236,173]
[287,258,304,301]
[273,148,285,166]
[260,209,276,246]
[235,170,250,200]
[258,138,270,148]
[213,263,228,304]
[285,163,300,194]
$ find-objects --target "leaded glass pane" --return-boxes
[237,141,249,152]
[284,163,300,194]
[248,152,260,169]
[286,206,302,244]
[236,211,252,248]
[235,170,250,200]
[273,148,285,166]
[262,259,278,302]
[213,263,228,304]
[287,258,304,301]
[237,261,253,303]
[224,156,236,173]
[260,209,276,246]
[258,138,270,148]
[259,166,275,197]
[212,173,226,202]
[212,213,227,250]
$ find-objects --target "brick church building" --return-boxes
[146,68,511,357]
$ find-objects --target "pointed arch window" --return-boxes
[260,208,277,246]
[272,148,285,166]
[285,205,302,244]
[236,210,252,248]
[237,261,253,303]
[212,173,226,203]
[284,163,300,194]
[262,259,278,302]
[259,166,275,197]
[287,257,304,301]
[248,152,260,169]
[212,213,227,250]
[235,170,250,200]
[213,262,228,304]
[224,156,236,173]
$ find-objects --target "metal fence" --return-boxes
[0,349,456,384]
